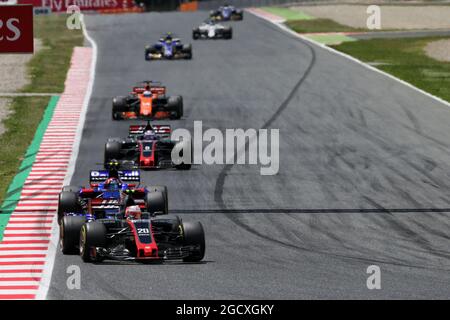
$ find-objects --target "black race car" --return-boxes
[104,121,191,170]
[61,209,205,263]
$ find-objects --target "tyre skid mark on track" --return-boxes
[213,11,317,258]
[213,11,450,271]
[171,208,450,214]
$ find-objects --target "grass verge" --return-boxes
[332,36,450,102]
[286,18,365,34]
[261,6,314,21]
[0,15,83,204]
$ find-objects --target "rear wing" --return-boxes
[129,124,171,137]
[132,86,166,96]
[90,170,140,184]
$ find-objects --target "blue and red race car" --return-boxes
[210,4,243,21]
[145,33,192,61]
[57,165,168,227]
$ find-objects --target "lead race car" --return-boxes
[210,4,243,21]
[104,121,192,170]
[112,80,183,120]
[62,205,205,263]
[193,20,232,40]
[145,33,192,61]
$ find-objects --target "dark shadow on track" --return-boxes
[171,208,450,214]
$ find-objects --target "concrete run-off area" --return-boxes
[0,39,43,135]
[424,39,450,62]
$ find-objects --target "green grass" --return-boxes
[0,15,83,204]
[286,18,365,34]
[306,33,357,45]
[262,6,314,21]
[332,36,450,102]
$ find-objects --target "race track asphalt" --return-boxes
[47,11,450,299]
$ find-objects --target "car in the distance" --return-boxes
[145,33,192,61]
[210,4,243,21]
[193,20,232,40]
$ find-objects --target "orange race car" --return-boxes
[112,81,183,120]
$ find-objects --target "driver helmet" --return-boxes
[143,130,157,140]
[104,178,120,191]
[143,90,152,98]
[125,205,142,220]
[165,33,173,41]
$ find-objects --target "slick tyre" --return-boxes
[224,27,232,39]
[104,141,121,164]
[193,30,200,40]
[58,191,81,224]
[62,185,80,193]
[182,44,192,59]
[174,139,192,170]
[112,96,127,120]
[60,216,85,255]
[145,191,167,215]
[80,222,107,263]
[147,186,168,209]
[168,96,183,119]
[182,221,205,262]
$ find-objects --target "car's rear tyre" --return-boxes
[182,44,192,59]
[168,95,183,119]
[62,185,80,193]
[80,222,107,263]
[193,30,200,40]
[176,163,191,170]
[182,221,205,262]
[173,139,192,170]
[145,191,167,215]
[234,12,243,20]
[58,191,82,224]
[112,96,127,120]
[224,28,232,39]
[147,186,168,210]
[60,216,85,254]
[104,141,122,164]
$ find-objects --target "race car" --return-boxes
[60,205,205,263]
[112,81,183,120]
[193,20,232,40]
[145,33,192,61]
[57,165,168,227]
[210,4,243,21]
[104,121,192,170]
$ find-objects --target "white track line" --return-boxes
[35,16,98,301]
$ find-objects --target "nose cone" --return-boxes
[144,246,153,256]
[141,159,153,167]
